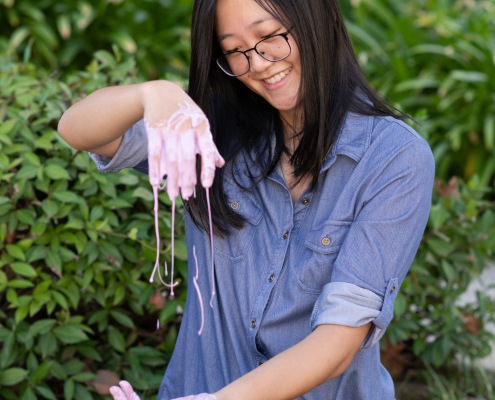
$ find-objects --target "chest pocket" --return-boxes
[214,179,264,263]
[296,222,351,294]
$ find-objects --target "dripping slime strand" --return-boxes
[192,245,204,335]
[150,185,178,289]
[170,198,175,296]
[206,188,215,308]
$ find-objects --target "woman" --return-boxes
[58,0,435,399]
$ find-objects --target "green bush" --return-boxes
[0,52,188,400]
[0,0,193,80]
[386,175,495,371]
[342,0,495,186]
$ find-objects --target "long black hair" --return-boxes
[184,0,409,237]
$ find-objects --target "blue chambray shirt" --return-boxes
[89,111,435,400]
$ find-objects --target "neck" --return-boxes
[278,107,303,154]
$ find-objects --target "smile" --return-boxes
[263,67,292,84]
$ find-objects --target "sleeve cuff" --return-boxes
[310,279,399,349]
[88,119,148,173]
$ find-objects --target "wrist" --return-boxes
[139,79,181,109]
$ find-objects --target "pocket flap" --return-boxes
[224,178,264,226]
[305,222,351,254]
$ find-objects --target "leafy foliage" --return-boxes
[386,176,495,372]
[0,52,188,400]
[342,0,495,186]
[0,0,193,80]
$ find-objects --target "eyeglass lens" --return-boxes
[217,35,291,76]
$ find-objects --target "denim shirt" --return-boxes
[89,112,435,400]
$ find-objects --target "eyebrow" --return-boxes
[217,16,275,43]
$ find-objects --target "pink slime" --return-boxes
[146,101,220,335]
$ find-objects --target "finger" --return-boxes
[163,129,179,200]
[196,130,217,188]
[145,122,165,187]
[119,381,137,400]
[109,386,127,400]
[179,129,197,200]
[214,148,225,168]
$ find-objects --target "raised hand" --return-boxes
[109,381,141,400]
[143,83,222,316]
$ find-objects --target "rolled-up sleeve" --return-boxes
[310,137,435,349]
[88,119,148,173]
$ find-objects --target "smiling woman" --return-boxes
[58,0,435,399]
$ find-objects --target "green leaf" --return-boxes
[450,70,488,83]
[34,386,57,400]
[484,114,494,152]
[21,387,37,400]
[39,332,57,358]
[41,199,59,216]
[441,260,456,281]
[52,325,89,344]
[0,119,17,136]
[49,361,67,380]
[30,362,52,384]
[131,187,154,202]
[15,305,29,324]
[110,310,136,329]
[6,244,26,261]
[64,216,84,230]
[10,262,37,277]
[71,372,98,382]
[0,368,29,386]
[75,345,102,361]
[51,291,68,309]
[29,319,57,336]
[16,165,38,180]
[8,279,35,289]
[44,165,70,180]
[107,326,126,353]
[53,191,82,204]
[427,238,454,256]
[64,379,74,400]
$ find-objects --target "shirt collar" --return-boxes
[322,111,373,171]
[244,111,373,178]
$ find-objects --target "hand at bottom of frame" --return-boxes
[109,381,218,400]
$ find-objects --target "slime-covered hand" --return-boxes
[109,381,140,400]
[145,100,224,200]
[171,394,218,400]
[109,381,218,400]
[146,100,223,330]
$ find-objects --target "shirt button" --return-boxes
[251,320,256,328]
[321,237,331,246]
[258,361,264,366]
[390,285,396,293]
[283,231,289,239]
[230,201,239,210]
[269,274,275,282]
[302,198,310,205]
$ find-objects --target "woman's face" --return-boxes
[215,0,301,112]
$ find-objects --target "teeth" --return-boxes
[264,68,291,84]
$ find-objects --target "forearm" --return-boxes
[57,80,182,156]
[214,323,371,400]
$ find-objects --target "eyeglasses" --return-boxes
[216,27,293,77]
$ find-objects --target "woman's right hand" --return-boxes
[141,81,225,200]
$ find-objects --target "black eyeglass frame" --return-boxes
[216,26,294,77]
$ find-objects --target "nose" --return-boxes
[247,51,273,75]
